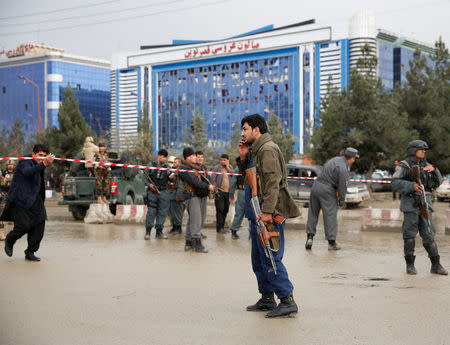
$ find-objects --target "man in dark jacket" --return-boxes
[305,147,358,251]
[241,114,300,318]
[4,144,55,261]
[392,140,447,275]
[210,154,233,234]
[179,148,215,253]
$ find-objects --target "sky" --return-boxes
[0,0,449,61]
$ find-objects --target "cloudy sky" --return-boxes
[1,0,449,61]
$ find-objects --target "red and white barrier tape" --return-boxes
[0,156,392,183]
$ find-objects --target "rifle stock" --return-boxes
[412,165,431,235]
[143,170,161,195]
[245,167,280,274]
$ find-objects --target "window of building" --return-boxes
[25,104,28,111]
[77,84,81,91]
[2,86,5,94]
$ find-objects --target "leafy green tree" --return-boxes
[224,120,242,163]
[0,119,30,158]
[401,38,450,172]
[267,115,295,163]
[184,109,215,166]
[133,106,154,164]
[311,44,414,174]
[42,84,95,158]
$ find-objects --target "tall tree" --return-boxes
[267,115,295,163]
[184,109,215,166]
[133,106,154,164]
[224,120,242,163]
[311,44,414,174]
[0,119,27,157]
[43,84,95,158]
[401,38,450,172]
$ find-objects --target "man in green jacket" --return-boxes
[241,113,300,318]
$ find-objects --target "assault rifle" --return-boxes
[143,170,161,195]
[412,165,431,235]
[199,170,217,199]
[245,167,281,275]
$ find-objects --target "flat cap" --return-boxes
[345,147,359,158]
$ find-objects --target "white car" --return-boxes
[435,174,450,202]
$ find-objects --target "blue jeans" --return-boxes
[249,219,294,299]
[230,189,245,232]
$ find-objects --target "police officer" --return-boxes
[305,147,359,250]
[229,140,250,240]
[392,140,447,275]
[143,149,173,240]
[179,148,215,253]
[93,143,111,204]
[168,157,185,235]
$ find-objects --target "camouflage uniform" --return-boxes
[0,166,14,240]
[94,151,111,199]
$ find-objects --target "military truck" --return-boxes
[58,151,147,220]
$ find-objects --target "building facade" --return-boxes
[0,44,111,139]
[112,22,330,153]
[112,14,438,155]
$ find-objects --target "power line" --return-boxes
[0,0,188,27]
[0,0,233,37]
[0,0,119,21]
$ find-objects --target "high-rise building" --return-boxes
[0,44,111,139]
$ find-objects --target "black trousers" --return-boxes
[6,204,46,253]
[214,191,230,230]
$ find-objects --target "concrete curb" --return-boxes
[114,205,147,224]
[361,208,403,232]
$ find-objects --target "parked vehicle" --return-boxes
[362,170,393,193]
[59,151,146,220]
[435,174,450,202]
[286,164,370,207]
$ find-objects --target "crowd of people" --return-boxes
[1,114,447,319]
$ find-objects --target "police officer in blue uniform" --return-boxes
[143,149,173,240]
[392,140,447,275]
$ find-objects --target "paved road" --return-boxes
[0,198,449,345]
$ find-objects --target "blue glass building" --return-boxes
[0,46,111,139]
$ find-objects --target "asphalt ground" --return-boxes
[0,195,449,345]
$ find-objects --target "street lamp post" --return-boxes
[17,74,42,139]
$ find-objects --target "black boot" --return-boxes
[405,255,417,275]
[430,256,448,275]
[175,225,182,234]
[231,230,240,240]
[424,242,448,275]
[25,251,41,262]
[305,233,313,250]
[328,240,341,251]
[184,239,192,251]
[404,238,416,274]
[217,228,228,234]
[144,227,151,240]
[4,239,13,257]
[265,292,298,318]
[246,293,277,311]
[192,238,208,253]
[155,228,168,239]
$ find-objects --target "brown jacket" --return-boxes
[251,133,299,219]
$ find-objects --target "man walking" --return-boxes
[195,151,209,234]
[241,114,300,318]
[3,144,55,261]
[179,148,215,253]
[392,140,447,275]
[305,147,359,250]
[229,140,250,240]
[143,149,172,240]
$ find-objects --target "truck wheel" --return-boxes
[71,206,87,220]
[125,194,134,205]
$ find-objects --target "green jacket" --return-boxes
[251,133,300,219]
